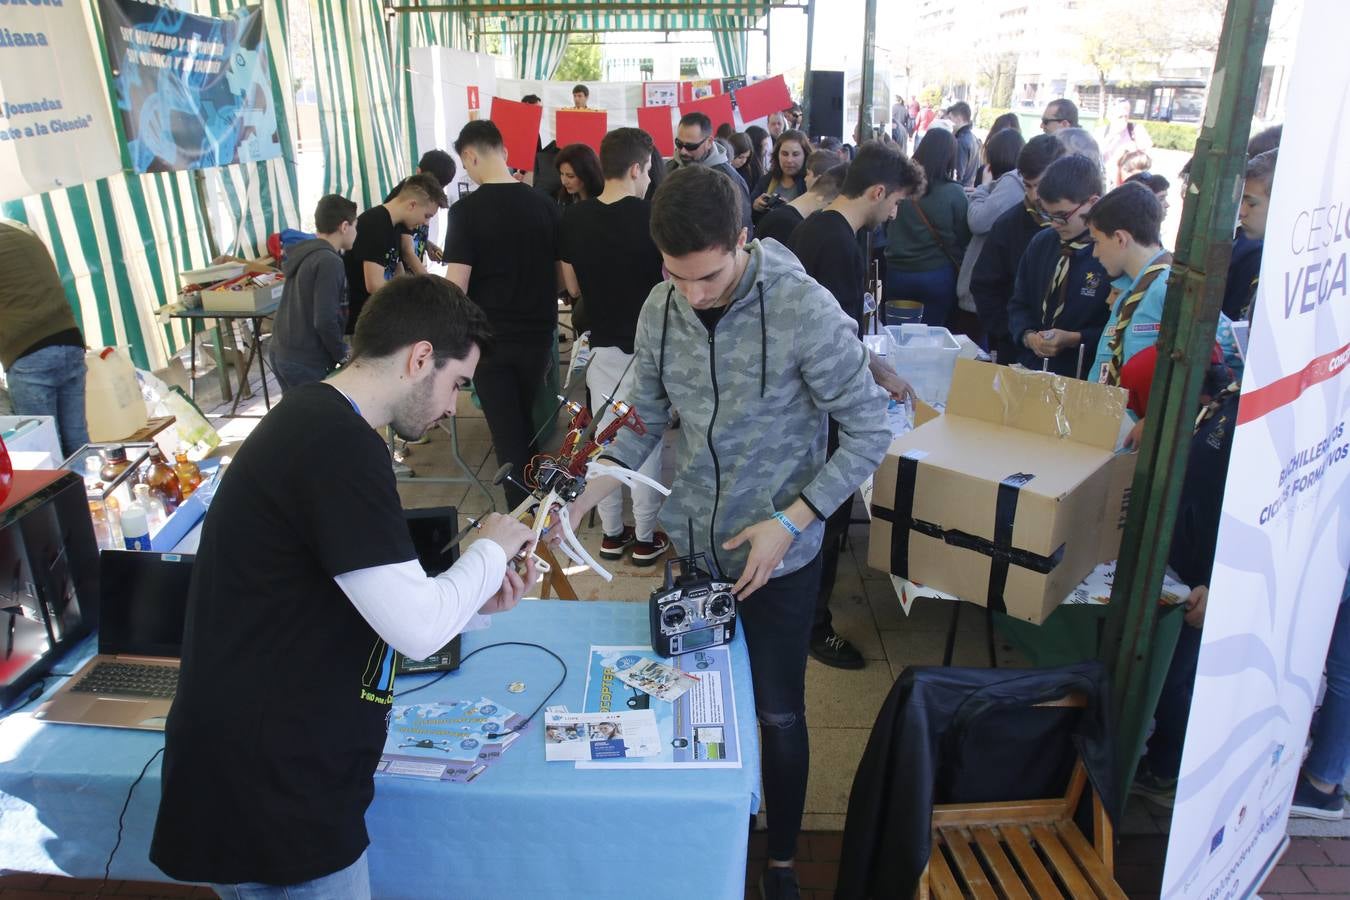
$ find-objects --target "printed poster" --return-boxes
[100,0,282,172]
[0,0,122,200]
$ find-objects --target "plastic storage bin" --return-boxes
[885,324,961,406]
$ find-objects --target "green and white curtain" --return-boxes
[309,0,408,211]
[0,0,300,371]
[511,16,570,81]
[710,16,749,80]
[394,9,468,170]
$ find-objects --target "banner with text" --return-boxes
[100,0,281,173]
[0,2,122,201]
[1162,1,1350,896]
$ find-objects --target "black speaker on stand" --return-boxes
[807,70,845,142]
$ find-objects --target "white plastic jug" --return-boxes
[85,347,148,441]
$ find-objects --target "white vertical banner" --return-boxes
[1163,1,1350,896]
[0,2,123,201]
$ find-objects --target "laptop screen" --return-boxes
[98,551,194,658]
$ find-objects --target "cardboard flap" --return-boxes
[945,359,1129,451]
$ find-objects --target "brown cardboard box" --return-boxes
[868,359,1136,624]
[201,279,283,314]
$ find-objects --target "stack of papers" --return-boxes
[378,697,524,783]
[543,710,661,761]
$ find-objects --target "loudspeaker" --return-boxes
[807,71,845,142]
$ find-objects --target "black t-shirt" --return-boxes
[384,179,430,263]
[445,182,561,344]
[559,196,664,354]
[344,205,402,334]
[756,204,805,248]
[150,383,417,886]
[788,210,865,333]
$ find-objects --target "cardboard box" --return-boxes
[868,360,1136,624]
[202,279,283,314]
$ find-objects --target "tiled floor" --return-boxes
[6,336,1349,897]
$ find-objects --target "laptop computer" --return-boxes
[35,550,193,731]
[395,506,462,676]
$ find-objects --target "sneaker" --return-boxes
[599,526,636,560]
[809,627,865,670]
[1131,762,1178,809]
[630,531,671,567]
[759,866,800,900]
[1291,772,1346,820]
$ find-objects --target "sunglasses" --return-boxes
[1038,199,1090,226]
[1041,117,1067,126]
[674,138,707,152]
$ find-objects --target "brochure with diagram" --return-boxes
[378,698,523,781]
[543,709,661,761]
[578,645,741,769]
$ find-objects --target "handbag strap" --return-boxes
[911,199,962,270]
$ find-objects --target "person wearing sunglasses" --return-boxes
[1005,154,1113,377]
[1040,98,1079,134]
[665,110,754,236]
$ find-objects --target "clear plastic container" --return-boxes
[885,324,961,406]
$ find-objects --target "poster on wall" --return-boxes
[0,1,123,201]
[679,80,722,104]
[642,82,677,108]
[1161,0,1350,896]
[100,0,281,173]
[410,46,497,208]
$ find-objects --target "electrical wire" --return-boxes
[0,672,76,719]
[94,745,165,900]
[393,640,567,739]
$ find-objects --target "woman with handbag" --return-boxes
[883,130,971,329]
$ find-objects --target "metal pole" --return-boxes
[765,3,772,77]
[801,0,816,135]
[1099,0,1273,798]
[857,0,877,142]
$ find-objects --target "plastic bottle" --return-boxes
[87,483,114,549]
[104,492,124,547]
[147,447,183,511]
[121,502,151,551]
[83,456,103,488]
[134,483,167,532]
[173,450,202,497]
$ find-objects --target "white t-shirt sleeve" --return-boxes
[335,539,508,660]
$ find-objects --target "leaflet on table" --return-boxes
[578,645,741,769]
[543,709,661,761]
[378,698,523,781]
[609,656,698,703]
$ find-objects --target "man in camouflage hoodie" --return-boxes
[565,165,891,900]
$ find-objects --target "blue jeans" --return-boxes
[212,850,369,900]
[884,265,958,329]
[6,344,89,458]
[738,552,823,862]
[268,349,330,392]
[1305,576,1350,786]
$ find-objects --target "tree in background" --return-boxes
[1077,2,1176,119]
[555,36,601,83]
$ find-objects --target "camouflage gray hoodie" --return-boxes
[604,238,891,580]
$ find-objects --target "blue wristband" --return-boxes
[773,511,801,538]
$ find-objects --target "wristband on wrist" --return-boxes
[772,511,802,538]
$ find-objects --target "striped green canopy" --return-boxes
[405,0,780,32]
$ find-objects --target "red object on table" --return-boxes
[733,75,793,123]
[679,93,736,137]
[637,106,676,157]
[556,109,608,153]
[0,434,10,507]
[488,96,544,172]
[0,469,66,516]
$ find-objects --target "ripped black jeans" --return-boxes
[738,550,823,862]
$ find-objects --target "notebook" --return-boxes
[35,551,193,731]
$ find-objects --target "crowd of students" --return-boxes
[240,95,1347,900]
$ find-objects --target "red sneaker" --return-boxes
[599,526,636,560]
[630,531,671,567]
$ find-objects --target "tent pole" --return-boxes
[856,0,876,141]
[801,0,815,134]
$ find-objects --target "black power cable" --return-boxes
[94,745,165,900]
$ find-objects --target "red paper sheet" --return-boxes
[733,75,792,124]
[555,109,608,154]
[488,96,543,172]
[637,106,676,157]
[678,93,736,137]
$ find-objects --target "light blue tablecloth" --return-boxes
[0,600,761,899]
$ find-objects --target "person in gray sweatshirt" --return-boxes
[270,195,357,390]
[562,165,891,900]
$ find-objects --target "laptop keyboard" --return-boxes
[71,662,178,699]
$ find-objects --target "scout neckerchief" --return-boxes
[1101,252,1173,387]
[1241,273,1259,321]
[1196,383,1240,431]
[1040,235,1091,328]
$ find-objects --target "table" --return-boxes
[169,301,278,417]
[0,600,761,899]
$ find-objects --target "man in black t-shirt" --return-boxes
[787,141,924,670]
[756,164,847,246]
[151,276,537,896]
[445,120,563,509]
[385,149,457,276]
[344,174,447,334]
[559,127,670,565]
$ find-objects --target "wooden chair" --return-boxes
[917,694,1127,900]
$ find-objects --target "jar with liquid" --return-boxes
[147,447,183,511]
[99,445,132,483]
[134,483,168,533]
[174,450,202,497]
